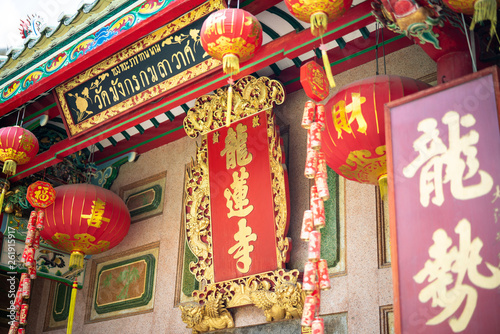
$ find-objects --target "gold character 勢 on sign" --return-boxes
[413,218,500,332]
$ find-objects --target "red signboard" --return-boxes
[385,67,500,333]
[207,111,278,282]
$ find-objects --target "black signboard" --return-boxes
[55,0,224,137]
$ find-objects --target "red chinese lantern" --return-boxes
[41,183,130,267]
[201,8,262,127]
[201,8,262,76]
[442,0,499,35]
[322,75,430,197]
[0,126,39,176]
[0,126,39,211]
[285,0,353,88]
[41,183,130,334]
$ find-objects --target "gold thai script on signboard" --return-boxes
[55,0,225,138]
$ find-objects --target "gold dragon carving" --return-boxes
[183,75,285,138]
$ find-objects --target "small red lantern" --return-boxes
[322,75,430,197]
[26,181,56,209]
[201,8,262,76]
[0,126,38,175]
[300,61,330,102]
[41,183,130,268]
[285,0,353,88]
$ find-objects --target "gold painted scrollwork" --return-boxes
[184,139,214,283]
[183,75,285,138]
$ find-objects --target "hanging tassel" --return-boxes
[66,279,78,334]
[223,54,240,75]
[471,0,497,31]
[0,181,8,213]
[227,78,234,127]
[69,251,84,270]
[320,44,335,88]
[378,174,388,201]
[2,160,17,175]
[310,12,328,37]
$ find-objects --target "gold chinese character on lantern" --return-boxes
[228,218,257,273]
[333,92,367,139]
[220,123,253,169]
[224,167,254,218]
[403,111,493,207]
[81,198,110,228]
[34,186,51,202]
[413,218,500,332]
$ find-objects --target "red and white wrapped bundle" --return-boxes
[28,266,37,280]
[308,231,321,262]
[27,211,36,231]
[317,259,331,290]
[19,303,28,325]
[21,277,30,299]
[311,193,325,229]
[32,230,41,250]
[308,123,321,151]
[302,101,316,129]
[315,104,325,131]
[7,321,19,334]
[301,210,314,241]
[36,210,44,231]
[311,317,325,334]
[304,149,318,179]
[301,295,317,327]
[310,185,319,211]
[316,152,327,175]
[17,328,25,334]
[24,248,35,268]
[303,260,318,292]
[24,229,35,247]
[315,172,329,201]
[14,288,23,311]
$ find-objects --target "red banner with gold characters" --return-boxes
[207,111,278,282]
[385,67,500,333]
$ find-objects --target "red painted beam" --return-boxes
[0,0,208,119]
[9,2,381,180]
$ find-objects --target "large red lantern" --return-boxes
[0,126,39,176]
[41,183,130,268]
[201,8,262,76]
[285,0,353,88]
[322,75,430,196]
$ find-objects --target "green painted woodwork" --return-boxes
[321,167,340,267]
[125,184,162,217]
[94,253,156,314]
[182,240,199,297]
[52,282,71,322]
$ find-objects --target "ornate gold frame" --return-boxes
[55,0,225,137]
[180,76,303,331]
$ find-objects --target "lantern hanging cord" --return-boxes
[375,22,380,75]
[381,24,386,75]
[461,14,478,73]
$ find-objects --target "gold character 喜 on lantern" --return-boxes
[81,198,110,228]
[228,218,257,274]
[413,218,500,332]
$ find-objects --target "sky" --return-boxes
[0,0,81,49]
